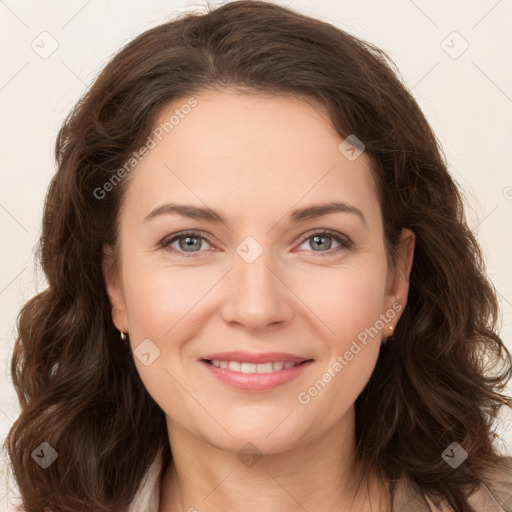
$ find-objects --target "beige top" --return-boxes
[127,449,512,512]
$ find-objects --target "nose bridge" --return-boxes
[221,235,292,330]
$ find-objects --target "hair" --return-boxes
[5,1,512,511]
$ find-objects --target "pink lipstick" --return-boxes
[199,351,314,392]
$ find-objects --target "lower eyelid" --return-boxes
[162,233,213,253]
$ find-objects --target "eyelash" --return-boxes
[159,229,352,258]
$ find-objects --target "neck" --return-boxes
[158,410,391,512]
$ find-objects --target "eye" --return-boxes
[160,231,214,257]
[295,229,352,257]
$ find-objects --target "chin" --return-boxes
[203,421,308,456]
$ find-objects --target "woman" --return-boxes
[6,1,512,511]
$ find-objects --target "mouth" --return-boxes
[199,352,315,392]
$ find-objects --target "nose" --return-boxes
[220,248,294,332]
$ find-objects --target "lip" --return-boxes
[200,351,311,364]
[199,352,314,392]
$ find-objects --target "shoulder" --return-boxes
[474,456,512,512]
[393,456,512,512]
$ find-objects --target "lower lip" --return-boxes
[200,360,313,392]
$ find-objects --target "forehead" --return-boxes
[121,89,380,228]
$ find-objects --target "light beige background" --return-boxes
[1,0,511,509]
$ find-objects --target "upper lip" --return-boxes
[200,351,313,364]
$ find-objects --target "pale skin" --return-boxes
[103,88,415,512]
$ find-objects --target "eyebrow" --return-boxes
[143,200,367,227]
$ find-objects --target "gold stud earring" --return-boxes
[120,331,127,341]
[382,325,394,346]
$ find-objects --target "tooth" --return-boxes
[228,361,241,372]
[209,360,300,373]
[240,363,257,373]
[256,362,274,373]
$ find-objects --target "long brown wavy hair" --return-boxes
[6,1,512,511]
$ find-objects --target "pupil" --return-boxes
[180,236,201,252]
[312,235,331,251]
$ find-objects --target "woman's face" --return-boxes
[104,88,414,454]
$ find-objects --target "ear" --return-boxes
[384,228,416,316]
[102,244,129,333]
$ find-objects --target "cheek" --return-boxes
[121,261,218,399]
[122,259,217,339]
[292,258,388,342]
